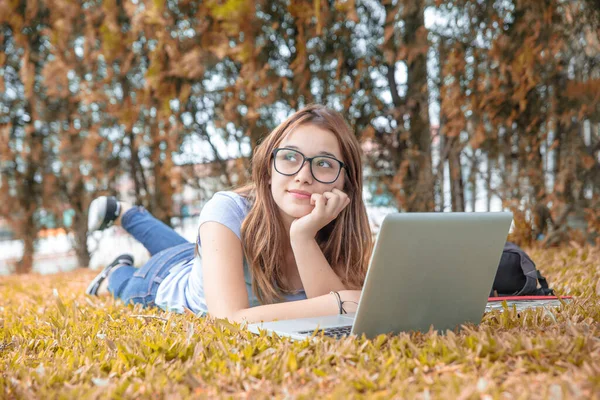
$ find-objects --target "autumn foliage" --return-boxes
[0,0,599,272]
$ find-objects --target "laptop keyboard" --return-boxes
[297,325,352,338]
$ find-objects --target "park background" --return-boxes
[1,1,600,398]
[0,0,599,274]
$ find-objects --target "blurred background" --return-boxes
[0,0,598,275]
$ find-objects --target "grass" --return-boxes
[1,246,599,399]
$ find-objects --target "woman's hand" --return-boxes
[289,188,350,240]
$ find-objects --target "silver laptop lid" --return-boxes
[352,212,513,338]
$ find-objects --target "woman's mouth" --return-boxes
[288,190,311,199]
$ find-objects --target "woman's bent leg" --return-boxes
[120,206,188,256]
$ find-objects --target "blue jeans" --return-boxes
[107,207,195,307]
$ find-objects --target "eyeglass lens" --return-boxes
[274,149,341,183]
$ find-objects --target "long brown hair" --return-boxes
[236,104,373,304]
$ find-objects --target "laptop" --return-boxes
[247,212,513,340]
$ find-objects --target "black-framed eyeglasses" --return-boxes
[272,148,347,184]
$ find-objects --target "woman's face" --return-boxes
[270,123,346,226]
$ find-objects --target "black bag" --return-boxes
[490,242,554,297]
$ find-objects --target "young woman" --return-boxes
[86,105,373,323]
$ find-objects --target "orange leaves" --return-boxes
[25,0,40,23]
[0,1,12,24]
[246,108,260,124]
[42,58,70,98]
[177,84,192,106]
[361,126,376,142]
[153,0,166,11]
[80,129,106,161]
[41,172,58,198]
[470,126,487,149]
[580,154,596,171]
[334,0,358,23]
[508,48,542,113]
[440,64,466,139]
[211,40,231,60]
[407,26,429,63]
[207,0,250,21]
[0,0,597,244]
[3,261,600,398]
[314,0,322,35]
[565,79,600,106]
[0,125,11,162]
[288,1,314,23]
[289,24,307,76]
[176,49,207,80]
[443,46,466,76]
[583,26,600,57]
[99,24,121,62]
[383,24,395,50]
[383,1,400,45]
[207,0,252,36]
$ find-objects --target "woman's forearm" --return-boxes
[290,236,346,298]
[228,290,360,324]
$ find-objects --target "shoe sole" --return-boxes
[88,196,120,232]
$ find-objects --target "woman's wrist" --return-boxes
[338,290,360,313]
[329,290,360,314]
[289,232,317,249]
[329,291,344,314]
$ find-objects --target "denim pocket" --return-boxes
[133,250,169,279]
[132,243,195,294]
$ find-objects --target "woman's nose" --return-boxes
[295,161,313,183]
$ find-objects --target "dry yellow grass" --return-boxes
[1,246,599,399]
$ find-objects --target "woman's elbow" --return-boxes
[206,308,251,324]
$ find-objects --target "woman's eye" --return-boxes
[317,160,332,168]
[284,153,297,161]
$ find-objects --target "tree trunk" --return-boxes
[486,156,493,211]
[71,185,90,268]
[469,153,478,211]
[448,136,465,212]
[436,132,445,211]
[128,129,148,207]
[402,0,434,212]
[149,113,174,227]
[17,235,35,274]
[16,203,36,274]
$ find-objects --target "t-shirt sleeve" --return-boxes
[197,191,247,243]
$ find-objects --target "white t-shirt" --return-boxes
[154,191,307,314]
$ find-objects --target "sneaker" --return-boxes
[85,254,134,296]
[88,196,121,232]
